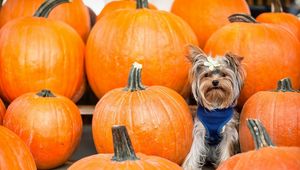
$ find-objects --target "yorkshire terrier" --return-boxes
[182,45,246,170]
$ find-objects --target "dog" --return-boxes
[182,45,245,170]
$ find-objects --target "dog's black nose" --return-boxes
[212,80,219,86]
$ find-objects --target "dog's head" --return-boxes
[188,45,245,110]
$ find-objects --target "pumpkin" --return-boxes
[92,62,193,164]
[0,98,6,124]
[86,0,198,99]
[0,0,85,103]
[217,119,300,170]
[204,14,300,107]
[0,126,37,170]
[0,0,90,41]
[97,0,157,20]
[3,89,83,169]
[256,0,300,41]
[239,78,300,152]
[69,125,183,170]
[171,0,250,48]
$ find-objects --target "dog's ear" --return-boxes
[186,44,207,63]
[224,52,243,68]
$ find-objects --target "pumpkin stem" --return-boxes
[275,78,298,92]
[228,14,258,23]
[124,62,146,92]
[33,0,71,18]
[36,89,55,97]
[136,0,149,9]
[271,0,283,13]
[247,119,274,150]
[0,0,3,8]
[111,125,139,162]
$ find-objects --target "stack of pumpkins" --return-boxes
[0,0,299,169]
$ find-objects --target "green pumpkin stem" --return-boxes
[36,89,55,97]
[274,78,298,92]
[33,0,71,18]
[111,125,139,162]
[271,0,283,13]
[0,0,3,8]
[136,0,149,9]
[228,13,258,23]
[124,62,146,92]
[247,119,274,150]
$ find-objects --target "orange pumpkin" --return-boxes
[3,89,83,169]
[0,98,6,124]
[70,125,183,170]
[204,14,300,107]
[171,0,250,48]
[97,0,157,20]
[92,62,193,164]
[86,0,198,99]
[217,119,300,170]
[0,126,37,170]
[0,0,90,41]
[256,0,300,41]
[239,78,300,152]
[0,0,85,103]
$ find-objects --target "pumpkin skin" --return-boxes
[204,14,300,107]
[171,0,250,48]
[0,98,6,124]
[0,2,85,103]
[97,0,157,20]
[218,119,300,170]
[3,90,83,169]
[256,11,300,41]
[239,78,300,152]
[217,147,300,170]
[0,126,37,170]
[0,0,90,41]
[86,1,198,98]
[69,125,183,170]
[92,63,193,164]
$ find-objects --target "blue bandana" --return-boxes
[197,106,234,146]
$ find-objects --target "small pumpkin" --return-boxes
[0,98,6,124]
[97,0,157,20]
[86,0,198,99]
[204,14,300,107]
[0,0,85,103]
[92,62,193,164]
[3,89,83,169]
[0,126,37,170]
[256,0,300,41]
[239,78,300,152]
[217,119,300,170]
[0,0,90,40]
[171,0,250,48]
[69,125,183,170]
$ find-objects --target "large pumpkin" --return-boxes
[97,0,157,20]
[0,0,85,103]
[217,119,300,170]
[0,98,6,124]
[239,78,300,152]
[204,14,300,107]
[3,89,83,169]
[0,0,90,40]
[70,125,183,170]
[256,0,300,41]
[171,0,250,48]
[92,63,193,164]
[86,0,198,98]
[0,126,37,170]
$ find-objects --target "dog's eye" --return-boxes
[204,73,209,77]
[222,73,226,77]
